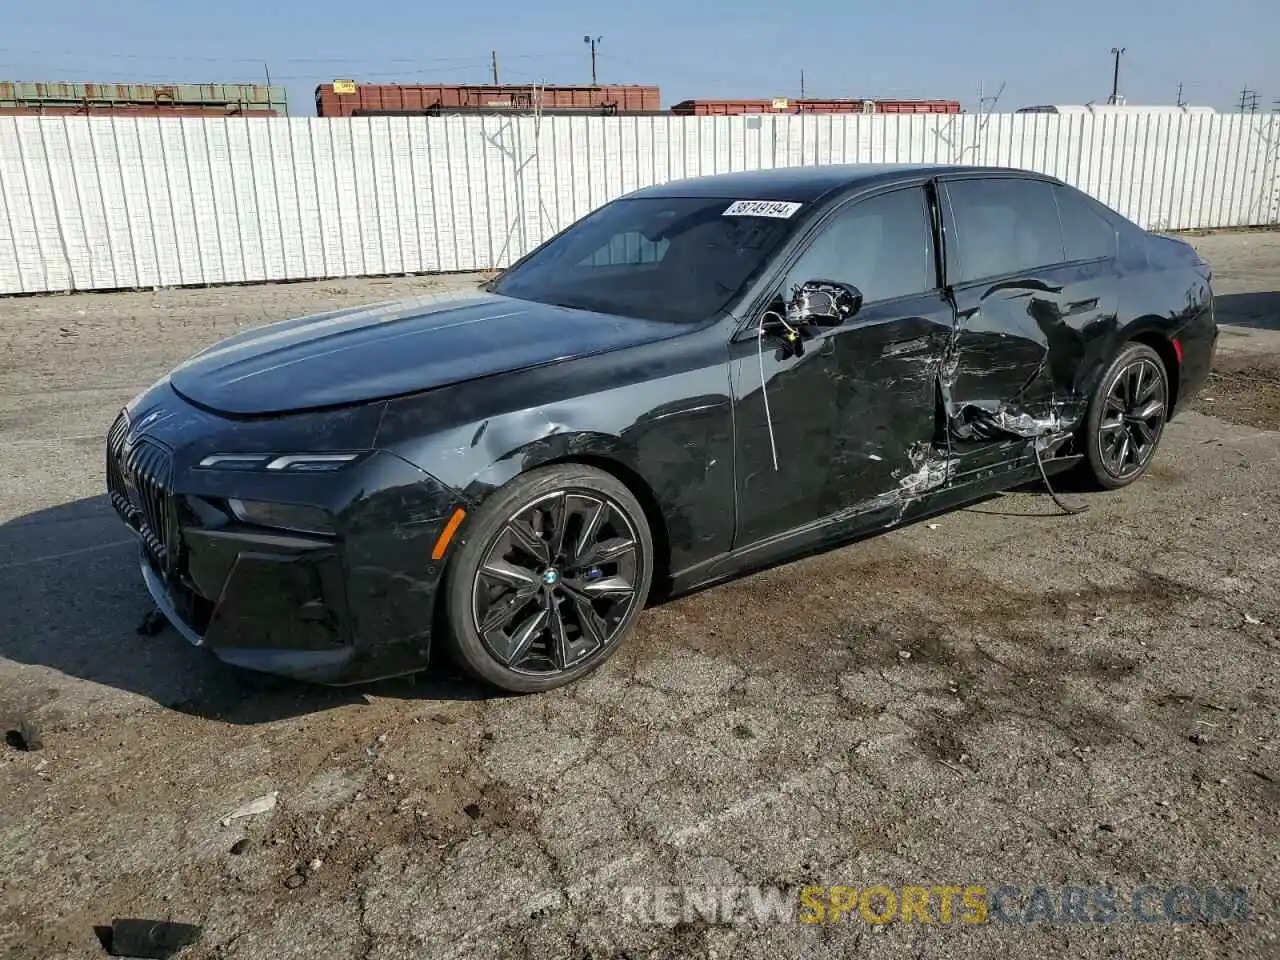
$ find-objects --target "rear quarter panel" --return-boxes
[1115,232,1215,415]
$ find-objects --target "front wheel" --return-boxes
[1080,342,1169,490]
[443,464,654,693]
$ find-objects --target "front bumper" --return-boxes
[137,541,360,684]
[108,388,468,685]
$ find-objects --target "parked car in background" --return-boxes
[105,164,1217,692]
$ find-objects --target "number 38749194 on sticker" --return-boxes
[722,200,803,218]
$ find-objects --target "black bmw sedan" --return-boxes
[106,163,1217,692]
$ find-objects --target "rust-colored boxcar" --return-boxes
[669,98,962,116]
[316,82,661,117]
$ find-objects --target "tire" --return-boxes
[1079,342,1169,490]
[443,464,654,693]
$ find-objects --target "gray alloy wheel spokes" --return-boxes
[471,490,641,675]
[1098,357,1166,479]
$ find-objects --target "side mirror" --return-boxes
[788,279,862,326]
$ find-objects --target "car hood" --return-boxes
[169,290,685,416]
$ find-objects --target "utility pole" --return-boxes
[263,62,285,116]
[1176,82,1184,107]
[977,80,1006,114]
[800,70,805,100]
[967,80,1005,160]
[491,50,499,85]
[583,35,601,86]
[1108,47,1125,104]
[1238,87,1259,112]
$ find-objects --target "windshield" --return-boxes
[491,197,802,323]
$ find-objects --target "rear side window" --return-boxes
[1054,185,1118,262]
[944,178,1066,283]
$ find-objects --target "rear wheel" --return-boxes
[1080,342,1169,490]
[444,464,653,693]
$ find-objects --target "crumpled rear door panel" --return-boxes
[944,263,1118,444]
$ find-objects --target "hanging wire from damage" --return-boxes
[1033,441,1090,515]
[756,308,799,472]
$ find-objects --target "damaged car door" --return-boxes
[939,174,1116,459]
[731,185,953,546]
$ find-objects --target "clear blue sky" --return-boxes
[3,0,1277,115]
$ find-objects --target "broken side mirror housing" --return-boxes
[788,280,862,326]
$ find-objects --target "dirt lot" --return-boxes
[1,235,1278,959]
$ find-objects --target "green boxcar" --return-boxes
[0,81,287,114]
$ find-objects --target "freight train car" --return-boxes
[0,105,280,117]
[1016,104,1216,115]
[317,82,661,118]
[349,105,670,118]
[0,81,286,116]
[670,98,962,115]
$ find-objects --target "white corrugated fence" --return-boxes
[1,112,1278,295]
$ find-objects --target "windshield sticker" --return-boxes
[722,200,803,219]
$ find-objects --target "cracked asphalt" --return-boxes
[1,235,1278,959]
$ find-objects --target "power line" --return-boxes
[1120,59,1208,97]
[1238,87,1260,112]
[0,62,500,82]
[0,46,576,66]
[274,65,498,81]
[593,50,770,90]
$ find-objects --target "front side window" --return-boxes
[944,177,1066,283]
[492,197,802,323]
[782,187,935,304]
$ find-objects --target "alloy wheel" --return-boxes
[1098,357,1166,479]
[470,490,642,676]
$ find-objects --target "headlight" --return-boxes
[197,453,362,472]
[227,499,335,536]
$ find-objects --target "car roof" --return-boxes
[624,163,1053,203]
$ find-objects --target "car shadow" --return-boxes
[0,483,1086,721]
[1214,291,1280,330]
[0,495,497,725]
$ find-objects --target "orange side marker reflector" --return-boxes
[432,508,467,560]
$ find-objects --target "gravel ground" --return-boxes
[1,235,1278,959]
